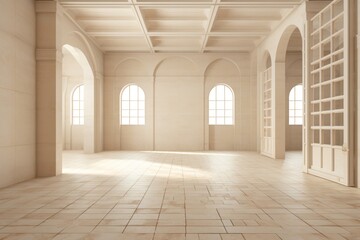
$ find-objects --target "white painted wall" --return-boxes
[0,0,36,188]
[104,53,257,151]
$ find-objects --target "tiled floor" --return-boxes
[0,151,359,240]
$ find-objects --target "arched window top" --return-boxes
[121,84,145,125]
[209,84,234,125]
[72,84,84,125]
[209,84,233,101]
[289,84,303,125]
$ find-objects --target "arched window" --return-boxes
[72,84,84,125]
[289,84,303,125]
[209,84,234,125]
[121,85,145,125]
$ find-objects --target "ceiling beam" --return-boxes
[88,32,145,37]
[130,0,155,53]
[200,0,220,53]
[76,16,137,21]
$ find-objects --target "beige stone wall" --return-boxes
[0,0,36,188]
[104,53,257,151]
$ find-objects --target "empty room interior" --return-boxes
[1,0,360,239]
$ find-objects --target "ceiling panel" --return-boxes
[59,0,303,53]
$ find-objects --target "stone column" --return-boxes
[273,62,286,159]
[94,72,104,153]
[35,0,62,177]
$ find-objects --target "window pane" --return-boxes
[122,117,129,125]
[217,110,225,117]
[224,87,232,101]
[120,85,145,125]
[130,118,137,125]
[122,110,129,117]
[225,117,233,125]
[295,101,302,110]
[138,89,145,101]
[72,85,85,126]
[73,101,80,110]
[79,85,84,98]
[289,117,295,125]
[217,118,225,125]
[130,101,137,109]
[73,118,80,125]
[295,117,303,125]
[289,101,295,110]
[209,88,216,101]
[130,85,137,100]
[289,110,295,117]
[130,110,137,117]
[225,101,232,110]
[139,118,145,125]
[73,89,80,101]
[289,88,295,100]
[295,110,302,117]
[217,101,225,110]
[209,84,234,126]
[295,85,303,98]
[122,101,130,110]
[122,87,130,100]
[225,110,232,117]
[138,101,145,110]
[289,85,303,125]
[217,86,225,100]
[139,110,145,117]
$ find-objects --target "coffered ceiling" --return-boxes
[59,0,305,53]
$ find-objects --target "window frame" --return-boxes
[120,84,145,126]
[72,84,85,126]
[208,84,234,126]
[289,84,303,126]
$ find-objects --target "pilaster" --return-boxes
[36,0,63,177]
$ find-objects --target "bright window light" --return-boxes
[72,85,84,125]
[289,84,303,125]
[209,84,234,125]
[121,85,145,125]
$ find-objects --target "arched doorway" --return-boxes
[274,26,304,160]
[284,29,303,153]
[62,44,95,153]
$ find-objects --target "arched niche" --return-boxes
[115,58,149,76]
[63,31,98,74]
[273,25,304,159]
[62,44,95,154]
[287,58,302,77]
[276,26,304,63]
[153,56,202,151]
[204,59,239,151]
[205,58,240,77]
[154,56,199,76]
